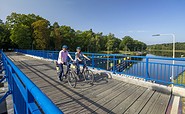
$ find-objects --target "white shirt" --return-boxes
[57,50,69,64]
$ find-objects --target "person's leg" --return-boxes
[66,62,71,75]
[58,63,64,81]
[81,61,85,73]
[76,61,80,75]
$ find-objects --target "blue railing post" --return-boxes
[52,51,54,61]
[113,56,116,74]
[146,57,149,80]
[92,54,95,69]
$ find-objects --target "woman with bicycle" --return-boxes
[75,47,90,75]
[57,45,74,81]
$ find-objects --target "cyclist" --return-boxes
[57,45,74,81]
[75,47,90,75]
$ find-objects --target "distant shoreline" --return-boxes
[148,50,185,53]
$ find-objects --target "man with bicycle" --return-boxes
[57,45,74,81]
[75,47,90,75]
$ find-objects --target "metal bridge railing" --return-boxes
[0,50,63,114]
[15,49,185,87]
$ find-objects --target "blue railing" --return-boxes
[15,49,185,87]
[0,50,63,114]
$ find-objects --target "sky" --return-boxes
[0,0,185,45]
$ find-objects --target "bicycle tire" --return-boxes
[83,70,94,84]
[67,71,77,88]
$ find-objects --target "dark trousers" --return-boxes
[58,63,70,79]
[76,60,85,75]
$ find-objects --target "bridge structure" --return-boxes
[0,50,185,114]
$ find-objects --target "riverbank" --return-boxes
[100,51,147,56]
[149,50,185,53]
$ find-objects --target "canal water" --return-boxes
[121,52,185,85]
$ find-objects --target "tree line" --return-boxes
[148,42,185,51]
[0,12,147,52]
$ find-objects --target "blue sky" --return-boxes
[0,0,185,44]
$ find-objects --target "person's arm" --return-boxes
[83,54,90,60]
[59,51,64,64]
[75,54,82,61]
[67,53,74,61]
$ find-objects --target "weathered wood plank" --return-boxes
[63,82,126,114]
[76,83,131,114]
[139,91,161,114]
[111,87,147,114]
[148,93,171,114]
[94,84,139,114]
[124,89,155,114]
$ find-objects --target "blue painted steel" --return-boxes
[0,90,11,103]
[15,49,185,87]
[1,51,63,114]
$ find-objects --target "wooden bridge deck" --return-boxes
[6,52,172,114]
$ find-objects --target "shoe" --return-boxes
[58,77,63,82]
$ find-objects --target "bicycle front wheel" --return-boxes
[67,71,77,88]
[84,70,94,84]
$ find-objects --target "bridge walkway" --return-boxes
[5,52,172,114]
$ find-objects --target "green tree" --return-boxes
[6,12,44,49]
[10,24,31,49]
[106,33,121,52]
[59,25,76,51]
[32,19,50,49]
[0,20,12,49]
[50,22,62,50]
[119,36,134,51]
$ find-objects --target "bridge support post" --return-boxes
[113,56,116,74]
[92,54,95,69]
[146,57,149,80]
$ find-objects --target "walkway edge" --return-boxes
[170,96,180,114]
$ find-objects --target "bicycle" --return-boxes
[55,61,77,88]
[74,58,94,85]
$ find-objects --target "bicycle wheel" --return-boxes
[67,71,77,88]
[83,70,94,84]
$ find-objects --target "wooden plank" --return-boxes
[124,89,155,114]
[63,82,126,114]
[149,93,170,114]
[139,91,161,114]
[93,84,139,114]
[170,96,180,114]
[111,86,147,114]
[55,80,120,112]
[48,80,116,103]
[75,83,131,114]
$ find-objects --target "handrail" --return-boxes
[1,51,63,114]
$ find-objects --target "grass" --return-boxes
[175,71,185,114]
[174,71,185,85]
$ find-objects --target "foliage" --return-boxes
[0,20,12,49]
[32,19,50,49]
[119,36,147,51]
[1,12,147,53]
[148,42,185,51]
[10,24,31,49]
